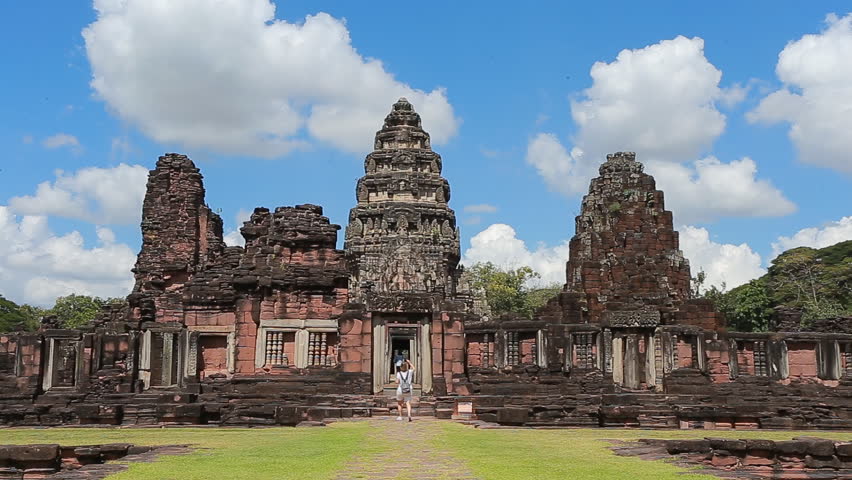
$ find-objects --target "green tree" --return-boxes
[48,294,105,329]
[466,262,558,318]
[724,280,773,332]
[690,269,708,297]
[526,283,562,313]
[0,295,42,332]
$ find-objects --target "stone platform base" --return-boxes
[612,437,852,479]
[1,391,850,429]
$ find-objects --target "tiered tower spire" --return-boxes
[344,98,461,309]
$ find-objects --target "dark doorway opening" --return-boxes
[389,335,414,380]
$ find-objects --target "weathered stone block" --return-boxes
[497,407,529,425]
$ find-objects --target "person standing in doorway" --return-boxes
[393,349,404,374]
[396,359,414,422]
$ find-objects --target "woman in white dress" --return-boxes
[395,359,414,421]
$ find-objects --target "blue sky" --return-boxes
[0,1,850,306]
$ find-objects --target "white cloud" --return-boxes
[717,82,750,108]
[463,204,498,214]
[679,225,765,290]
[42,133,82,152]
[462,223,570,286]
[534,113,550,126]
[570,36,728,168]
[748,14,852,173]
[83,0,459,157]
[647,157,796,223]
[110,136,134,161]
[223,209,252,247]
[771,216,852,258]
[479,148,500,159]
[526,36,793,223]
[21,135,33,145]
[8,164,149,225]
[0,207,136,306]
[525,132,584,195]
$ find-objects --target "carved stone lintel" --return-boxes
[602,310,660,328]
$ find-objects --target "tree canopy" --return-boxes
[0,294,124,332]
[0,295,42,332]
[695,240,851,332]
[466,262,561,318]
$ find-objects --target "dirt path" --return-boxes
[332,417,481,480]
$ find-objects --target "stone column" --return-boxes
[646,333,657,388]
[295,329,310,369]
[536,330,546,367]
[612,336,624,385]
[161,333,174,386]
[139,330,151,389]
[623,335,639,389]
[420,322,432,393]
[372,322,386,393]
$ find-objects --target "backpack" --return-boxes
[399,371,412,394]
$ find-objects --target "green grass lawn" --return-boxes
[436,423,852,480]
[1,421,850,480]
[0,422,385,480]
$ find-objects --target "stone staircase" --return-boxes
[373,385,436,417]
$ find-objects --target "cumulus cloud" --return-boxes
[462,223,570,286]
[571,36,729,167]
[463,204,498,214]
[678,225,765,290]
[83,0,459,157]
[0,207,136,306]
[771,216,852,258]
[648,157,796,223]
[42,133,82,152]
[525,132,585,195]
[223,209,253,247]
[748,14,852,173]
[526,36,794,223]
[8,164,149,225]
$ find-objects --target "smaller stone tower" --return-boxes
[130,153,224,322]
[566,151,692,323]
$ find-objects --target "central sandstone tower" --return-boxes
[344,98,468,394]
[345,98,461,303]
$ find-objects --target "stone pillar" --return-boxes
[536,329,546,367]
[372,322,386,393]
[623,335,639,389]
[564,333,574,374]
[139,330,151,389]
[161,333,174,386]
[612,336,624,385]
[728,339,739,379]
[295,329,309,369]
[227,331,236,374]
[646,333,657,388]
[817,340,841,380]
[420,322,432,393]
[770,339,789,380]
[696,332,707,372]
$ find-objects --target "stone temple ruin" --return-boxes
[0,98,850,428]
